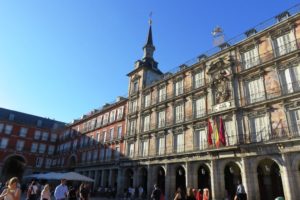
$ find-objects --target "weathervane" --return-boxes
[149,12,153,25]
[212,25,225,46]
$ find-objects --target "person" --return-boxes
[195,189,202,200]
[67,186,77,200]
[150,184,161,200]
[138,185,144,199]
[202,188,209,200]
[40,184,51,200]
[0,177,21,200]
[79,183,89,200]
[54,179,68,200]
[27,180,39,200]
[186,187,196,200]
[174,187,184,200]
[236,182,247,200]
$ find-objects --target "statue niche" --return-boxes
[212,70,231,104]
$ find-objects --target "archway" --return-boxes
[1,155,26,181]
[138,167,148,195]
[124,169,134,189]
[157,167,165,195]
[224,162,241,200]
[198,165,210,190]
[257,159,284,200]
[175,166,186,193]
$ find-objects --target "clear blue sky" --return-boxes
[0,0,299,123]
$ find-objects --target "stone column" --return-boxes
[133,167,138,187]
[281,153,296,200]
[241,157,258,200]
[147,165,154,199]
[117,167,124,197]
[101,170,106,186]
[186,161,193,188]
[210,159,222,200]
[108,169,113,186]
[165,163,175,200]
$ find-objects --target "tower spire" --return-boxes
[143,12,155,60]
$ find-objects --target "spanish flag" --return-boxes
[219,117,226,146]
[214,120,220,148]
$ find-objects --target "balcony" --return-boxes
[240,38,300,72]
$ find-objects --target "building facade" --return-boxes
[120,9,300,200]
[0,108,65,181]
[1,6,300,200]
[53,97,127,191]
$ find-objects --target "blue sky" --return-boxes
[0,0,299,123]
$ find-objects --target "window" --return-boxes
[174,133,184,153]
[195,97,206,118]
[96,115,103,127]
[103,131,107,143]
[87,151,92,161]
[289,108,300,137]
[140,140,149,157]
[42,132,49,141]
[84,136,89,146]
[16,140,25,151]
[224,120,237,145]
[36,157,44,168]
[115,146,120,160]
[194,129,207,150]
[143,115,150,132]
[34,130,41,140]
[80,138,84,147]
[50,133,57,142]
[48,145,55,155]
[128,143,134,158]
[72,139,78,150]
[132,81,138,93]
[242,47,259,69]
[158,86,166,102]
[194,71,204,88]
[100,149,105,161]
[9,113,15,121]
[93,149,98,161]
[4,125,13,135]
[96,132,101,143]
[249,115,269,142]
[175,104,184,123]
[117,106,124,120]
[38,144,46,153]
[128,120,136,135]
[37,119,42,127]
[274,31,296,57]
[109,128,114,141]
[279,64,300,94]
[130,100,138,113]
[103,113,109,125]
[246,78,265,104]
[0,123,4,133]
[117,126,122,139]
[105,148,112,160]
[175,80,183,96]
[109,110,116,123]
[81,152,86,162]
[0,138,9,149]
[158,110,165,128]
[156,137,165,155]
[144,94,151,107]
[19,127,28,137]
[31,143,38,153]
[45,159,52,169]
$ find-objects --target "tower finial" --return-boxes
[149,12,153,25]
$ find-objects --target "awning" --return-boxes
[24,172,94,182]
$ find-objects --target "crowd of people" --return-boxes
[0,177,92,200]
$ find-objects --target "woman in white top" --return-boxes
[0,177,21,200]
[40,184,51,200]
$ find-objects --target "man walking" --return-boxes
[150,184,161,200]
[54,179,68,200]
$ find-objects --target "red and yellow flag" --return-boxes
[214,120,220,148]
[207,120,213,145]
